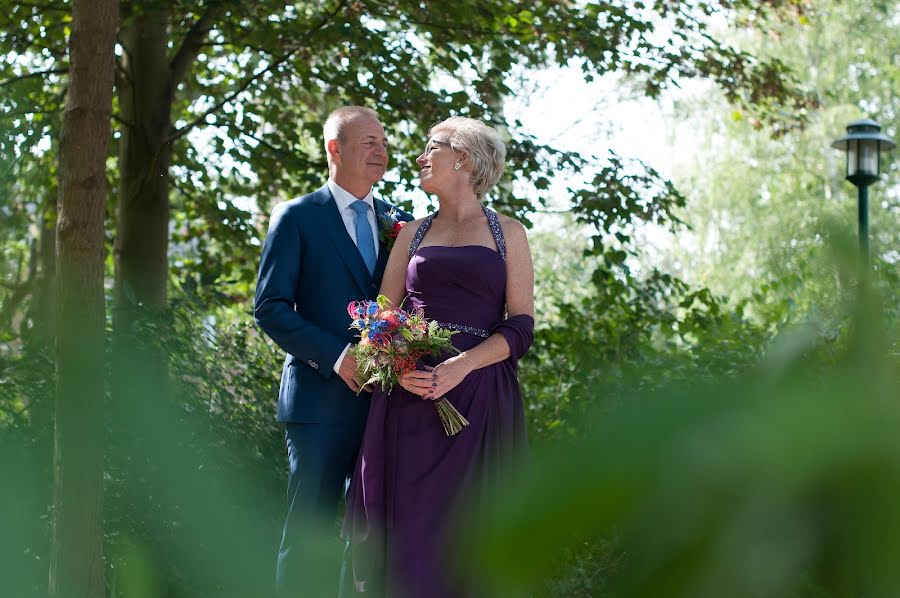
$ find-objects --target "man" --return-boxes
[254,106,411,594]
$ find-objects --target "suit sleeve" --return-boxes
[254,203,347,379]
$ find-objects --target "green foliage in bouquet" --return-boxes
[348,295,457,392]
[348,295,467,435]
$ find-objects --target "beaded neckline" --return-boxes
[408,206,506,261]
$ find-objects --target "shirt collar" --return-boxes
[327,179,375,213]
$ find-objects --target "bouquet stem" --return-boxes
[435,398,469,436]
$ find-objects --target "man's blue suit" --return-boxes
[254,184,411,593]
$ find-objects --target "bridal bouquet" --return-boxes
[348,295,469,435]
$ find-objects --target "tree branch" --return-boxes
[0,401,28,425]
[170,2,224,91]
[531,207,573,215]
[365,6,498,37]
[0,67,68,89]
[111,112,137,129]
[163,0,349,145]
[0,107,63,121]
[0,34,68,60]
[238,127,321,170]
[113,51,134,97]
[169,173,198,207]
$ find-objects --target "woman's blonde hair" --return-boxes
[430,116,506,198]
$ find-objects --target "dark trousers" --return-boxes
[276,420,366,596]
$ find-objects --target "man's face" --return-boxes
[333,115,389,189]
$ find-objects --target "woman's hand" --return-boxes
[428,354,475,400]
[399,366,435,398]
[399,354,475,400]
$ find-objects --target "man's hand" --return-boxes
[337,352,369,393]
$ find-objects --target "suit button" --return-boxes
[307,360,318,370]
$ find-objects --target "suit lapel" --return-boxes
[373,198,391,283]
[315,186,373,295]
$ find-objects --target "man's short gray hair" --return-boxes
[430,116,506,199]
[323,106,381,159]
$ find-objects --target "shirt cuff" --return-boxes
[333,343,352,375]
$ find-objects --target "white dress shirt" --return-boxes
[327,179,379,259]
[327,179,379,375]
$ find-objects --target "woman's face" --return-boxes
[415,133,462,195]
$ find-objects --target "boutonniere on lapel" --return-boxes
[378,208,406,252]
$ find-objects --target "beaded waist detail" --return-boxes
[437,321,491,338]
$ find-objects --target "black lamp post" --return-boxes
[831,118,895,265]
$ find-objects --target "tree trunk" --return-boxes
[33,188,59,342]
[115,6,173,318]
[49,0,118,596]
[29,188,59,430]
[111,6,175,422]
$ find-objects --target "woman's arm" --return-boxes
[461,216,535,365]
[405,217,535,400]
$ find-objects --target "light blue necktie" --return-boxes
[350,200,376,274]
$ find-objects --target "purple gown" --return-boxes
[342,208,533,597]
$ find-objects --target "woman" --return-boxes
[342,116,535,597]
